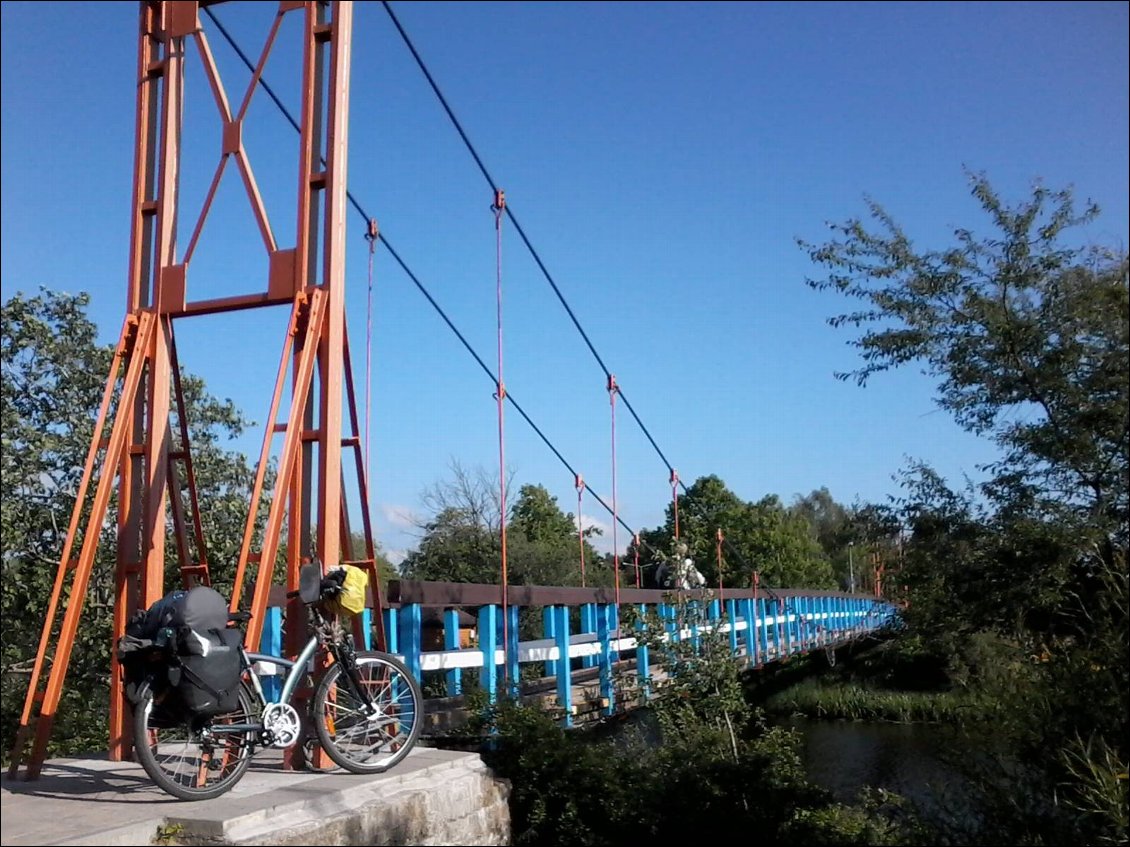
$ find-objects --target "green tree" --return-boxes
[1,289,263,758]
[510,483,577,545]
[399,461,501,584]
[400,468,603,588]
[801,171,1128,546]
[640,475,835,589]
[459,588,920,846]
[802,173,1129,844]
[790,488,850,558]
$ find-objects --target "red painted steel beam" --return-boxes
[14,1,367,778]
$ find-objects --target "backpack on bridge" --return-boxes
[117,585,243,720]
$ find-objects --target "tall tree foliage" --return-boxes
[801,171,1128,541]
[638,475,835,589]
[802,173,1129,844]
[1,289,262,757]
[399,464,604,588]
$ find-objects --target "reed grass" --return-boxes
[764,678,993,723]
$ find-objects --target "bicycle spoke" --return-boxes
[314,654,422,772]
[134,684,256,800]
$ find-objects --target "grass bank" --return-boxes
[763,677,993,723]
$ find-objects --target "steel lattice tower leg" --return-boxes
[9,1,380,780]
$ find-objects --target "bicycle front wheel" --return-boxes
[132,681,256,801]
[313,651,423,774]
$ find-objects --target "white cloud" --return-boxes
[384,548,408,567]
[379,503,418,530]
[577,513,615,554]
[576,512,610,534]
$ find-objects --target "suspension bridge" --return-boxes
[3,2,901,843]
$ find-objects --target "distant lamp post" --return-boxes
[848,541,855,594]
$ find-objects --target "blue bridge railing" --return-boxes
[259,581,899,726]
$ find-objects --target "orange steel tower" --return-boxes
[8,0,382,780]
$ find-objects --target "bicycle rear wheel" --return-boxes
[132,681,256,801]
[313,651,423,774]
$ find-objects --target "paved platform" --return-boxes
[1,746,509,846]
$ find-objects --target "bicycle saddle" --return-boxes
[298,563,323,604]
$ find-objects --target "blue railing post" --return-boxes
[360,608,373,651]
[816,597,825,646]
[581,603,597,668]
[726,598,738,656]
[795,600,804,655]
[767,599,777,659]
[543,606,558,679]
[772,601,782,657]
[506,604,520,698]
[479,605,498,703]
[805,597,812,649]
[801,599,809,650]
[757,597,768,661]
[813,597,821,645]
[707,597,720,654]
[598,603,614,715]
[261,606,283,700]
[782,601,793,657]
[383,607,399,655]
[636,603,650,701]
[660,602,676,642]
[691,599,704,651]
[552,605,572,727]
[610,603,621,662]
[398,603,423,684]
[741,598,757,666]
[444,609,462,696]
[792,600,802,653]
[796,598,806,650]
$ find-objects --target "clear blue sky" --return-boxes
[3,1,1127,565]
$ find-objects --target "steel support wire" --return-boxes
[203,4,649,556]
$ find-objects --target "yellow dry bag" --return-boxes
[326,565,368,618]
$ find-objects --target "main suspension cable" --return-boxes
[202,4,650,559]
[379,2,704,592]
[207,6,774,598]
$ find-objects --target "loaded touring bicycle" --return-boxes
[118,563,422,800]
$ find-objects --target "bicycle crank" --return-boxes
[261,703,302,748]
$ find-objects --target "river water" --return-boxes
[609,707,984,825]
[778,716,982,822]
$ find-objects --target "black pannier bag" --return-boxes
[174,625,243,716]
[117,589,188,709]
[117,585,243,718]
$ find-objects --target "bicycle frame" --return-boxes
[128,570,421,799]
[211,631,377,741]
[243,635,320,712]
